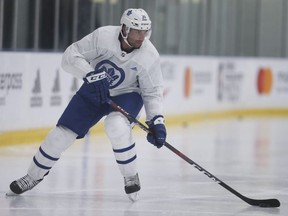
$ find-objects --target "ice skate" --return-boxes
[6,174,42,196]
[124,173,141,202]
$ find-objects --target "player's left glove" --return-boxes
[146,115,167,148]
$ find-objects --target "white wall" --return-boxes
[1,52,288,132]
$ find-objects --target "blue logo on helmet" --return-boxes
[127,10,132,16]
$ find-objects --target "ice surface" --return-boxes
[1,117,287,216]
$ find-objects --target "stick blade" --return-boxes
[259,199,280,208]
[247,198,280,208]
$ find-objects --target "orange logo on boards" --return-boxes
[184,67,192,98]
[257,67,273,95]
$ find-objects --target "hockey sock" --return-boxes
[28,126,77,180]
[105,112,137,177]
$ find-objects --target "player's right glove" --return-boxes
[77,69,110,107]
[146,115,167,148]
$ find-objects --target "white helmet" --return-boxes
[120,8,151,31]
[120,8,152,47]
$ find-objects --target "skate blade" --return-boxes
[127,192,139,202]
[6,189,19,196]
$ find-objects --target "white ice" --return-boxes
[0,117,287,216]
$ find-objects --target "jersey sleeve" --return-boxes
[138,57,164,121]
[61,30,100,79]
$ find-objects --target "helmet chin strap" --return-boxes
[121,27,133,48]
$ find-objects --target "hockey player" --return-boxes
[7,8,166,201]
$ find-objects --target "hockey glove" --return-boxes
[146,115,167,148]
[77,70,110,107]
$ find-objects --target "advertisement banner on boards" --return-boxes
[1,52,288,132]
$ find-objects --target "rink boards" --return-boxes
[1,52,288,145]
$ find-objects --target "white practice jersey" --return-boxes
[61,26,164,121]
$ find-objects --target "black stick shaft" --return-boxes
[106,99,280,208]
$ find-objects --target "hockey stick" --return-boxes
[106,98,280,208]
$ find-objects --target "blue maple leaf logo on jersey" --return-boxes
[107,68,119,86]
[95,60,125,89]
